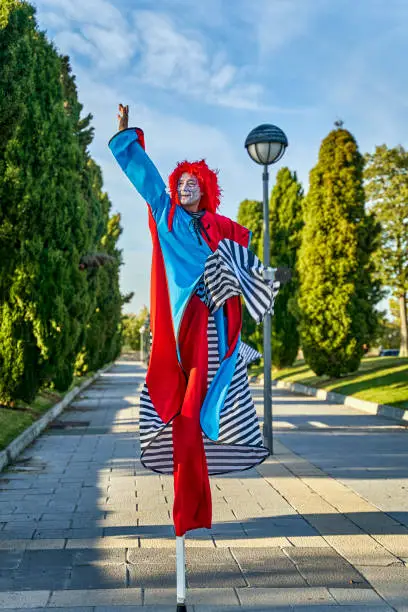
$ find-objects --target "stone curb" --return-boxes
[0,362,114,473]
[271,378,408,424]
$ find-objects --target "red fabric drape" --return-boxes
[172,295,212,536]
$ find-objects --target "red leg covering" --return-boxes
[172,295,212,536]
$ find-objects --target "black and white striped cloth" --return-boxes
[139,239,279,475]
[139,315,268,475]
[203,239,280,323]
[239,342,262,365]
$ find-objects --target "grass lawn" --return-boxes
[0,373,95,452]
[251,356,408,410]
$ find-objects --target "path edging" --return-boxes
[271,378,408,424]
[0,362,113,472]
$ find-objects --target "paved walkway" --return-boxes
[0,357,407,611]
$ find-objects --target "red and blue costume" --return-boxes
[109,128,274,536]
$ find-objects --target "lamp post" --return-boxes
[245,124,288,454]
[140,325,146,363]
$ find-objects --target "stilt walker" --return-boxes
[109,105,291,610]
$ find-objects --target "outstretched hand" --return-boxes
[275,266,292,284]
[118,103,129,131]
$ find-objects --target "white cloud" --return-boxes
[131,10,269,110]
[35,0,125,29]
[35,0,138,69]
[82,24,138,68]
[54,30,96,59]
[239,0,323,59]
[35,1,309,112]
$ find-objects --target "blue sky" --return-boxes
[33,0,408,317]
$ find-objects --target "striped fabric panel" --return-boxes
[239,341,262,365]
[139,314,268,475]
[204,239,280,323]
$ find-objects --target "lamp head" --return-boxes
[245,124,288,165]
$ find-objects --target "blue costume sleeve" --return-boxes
[108,128,168,215]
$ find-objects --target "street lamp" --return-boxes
[139,324,146,363]
[245,124,288,454]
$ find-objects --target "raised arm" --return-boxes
[108,104,168,215]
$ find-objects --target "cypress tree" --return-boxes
[269,167,304,368]
[0,1,47,402]
[0,2,123,403]
[296,127,382,377]
[237,199,263,258]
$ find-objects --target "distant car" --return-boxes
[379,348,400,357]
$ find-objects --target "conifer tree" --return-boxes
[237,199,263,258]
[0,2,123,403]
[364,145,408,357]
[0,1,40,402]
[269,167,303,367]
[296,127,383,377]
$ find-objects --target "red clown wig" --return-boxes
[167,160,221,231]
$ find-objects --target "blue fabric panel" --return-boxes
[109,128,168,216]
[155,205,212,345]
[214,309,227,362]
[200,336,241,441]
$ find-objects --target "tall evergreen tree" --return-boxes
[269,167,304,367]
[0,2,123,403]
[237,199,263,258]
[364,145,408,357]
[295,127,383,377]
[0,0,40,402]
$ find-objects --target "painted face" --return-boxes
[177,172,202,207]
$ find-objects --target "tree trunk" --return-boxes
[400,292,408,357]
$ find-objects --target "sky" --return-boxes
[32,0,408,318]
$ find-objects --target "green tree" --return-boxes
[364,145,408,357]
[0,0,41,402]
[0,2,123,403]
[237,199,263,258]
[295,127,383,377]
[270,167,304,368]
[122,306,149,351]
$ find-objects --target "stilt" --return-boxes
[176,535,187,610]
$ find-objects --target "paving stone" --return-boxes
[195,608,288,612]
[11,567,72,591]
[95,607,175,612]
[292,607,393,612]
[19,549,73,570]
[0,551,24,570]
[66,537,139,549]
[25,539,66,550]
[283,546,369,588]
[144,587,239,606]
[127,561,175,588]
[0,572,15,591]
[237,586,335,607]
[68,563,126,589]
[0,590,50,608]
[72,548,125,565]
[0,608,93,612]
[0,523,37,537]
[214,536,290,548]
[184,548,245,588]
[355,564,408,612]
[49,587,142,606]
[328,586,390,605]
[232,547,307,587]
